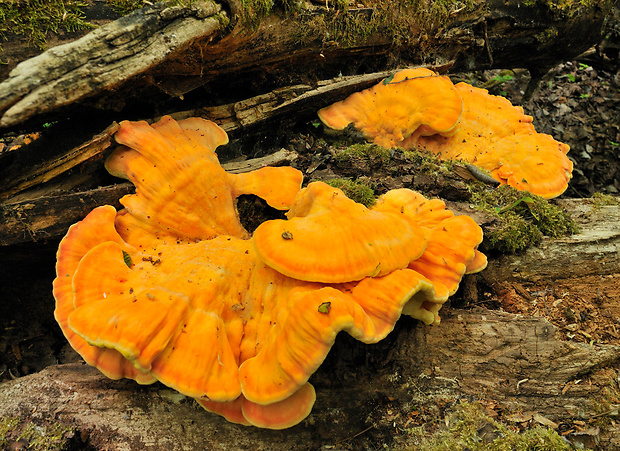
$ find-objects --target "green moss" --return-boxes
[589,192,620,207]
[537,0,598,17]
[237,0,276,27]
[326,177,376,207]
[106,0,202,16]
[293,0,477,48]
[0,417,20,448]
[470,185,579,253]
[534,26,558,44]
[0,0,208,55]
[0,0,95,52]
[409,401,573,450]
[590,371,620,429]
[0,417,77,450]
[106,0,146,16]
[19,422,76,450]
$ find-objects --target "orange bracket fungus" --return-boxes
[53,116,486,429]
[318,68,463,149]
[319,69,573,199]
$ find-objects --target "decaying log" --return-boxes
[171,71,393,133]
[0,0,611,129]
[0,123,120,203]
[0,308,618,450]
[1,195,618,448]
[0,0,226,128]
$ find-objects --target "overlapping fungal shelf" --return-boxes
[319,68,573,199]
[53,116,485,429]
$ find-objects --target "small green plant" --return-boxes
[563,73,576,82]
[479,70,515,97]
[492,72,514,84]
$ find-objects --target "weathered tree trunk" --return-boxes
[0,0,611,129]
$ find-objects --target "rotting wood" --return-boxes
[0,0,611,130]
[0,123,119,203]
[392,309,620,418]
[0,184,133,246]
[0,149,299,246]
[0,0,226,128]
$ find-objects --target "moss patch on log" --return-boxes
[405,401,573,450]
[470,185,579,254]
[292,0,478,48]
[0,416,80,450]
[0,0,95,53]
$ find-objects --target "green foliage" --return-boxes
[106,0,147,16]
[326,177,376,207]
[0,0,95,51]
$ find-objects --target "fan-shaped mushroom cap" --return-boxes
[252,181,427,283]
[373,189,486,324]
[465,249,488,274]
[403,83,572,198]
[197,383,317,430]
[473,132,573,199]
[106,116,303,245]
[318,68,463,148]
[56,203,439,427]
[238,269,436,405]
[53,206,156,384]
[67,232,254,401]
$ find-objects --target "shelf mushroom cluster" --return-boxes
[53,116,486,429]
[318,68,574,199]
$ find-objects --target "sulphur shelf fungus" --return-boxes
[53,116,486,429]
[319,69,573,199]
